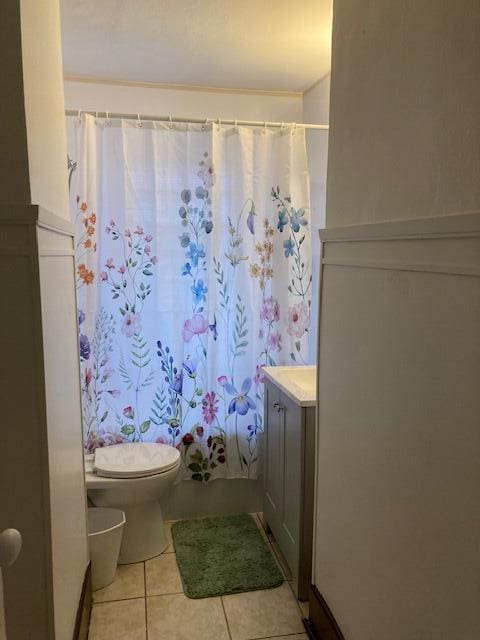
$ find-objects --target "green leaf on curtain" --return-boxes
[140,420,151,433]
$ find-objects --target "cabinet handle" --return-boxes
[273,402,284,413]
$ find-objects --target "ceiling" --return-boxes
[60,0,332,93]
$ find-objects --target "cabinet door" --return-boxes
[280,391,303,578]
[263,382,282,536]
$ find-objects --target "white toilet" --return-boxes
[85,442,180,564]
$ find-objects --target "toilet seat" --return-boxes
[94,442,180,479]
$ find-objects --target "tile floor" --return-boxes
[89,513,309,640]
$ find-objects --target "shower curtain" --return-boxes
[67,114,312,481]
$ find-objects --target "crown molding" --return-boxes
[64,75,304,99]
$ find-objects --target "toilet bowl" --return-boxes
[85,442,180,564]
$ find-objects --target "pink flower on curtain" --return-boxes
[182,314,208,342]
[197,157,215,189]
[123,406,134,419]
[268,332,282,352]
[260,296,280,322]
[121,311,142,337]
[286,301,310,339]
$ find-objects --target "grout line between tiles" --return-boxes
[143,561,148,640]
[220,596,233,640]
[92,596,145,607]
[254,512,307,624]
[285,580,307,621]
[147,590,185,598]
[93,594,146,605]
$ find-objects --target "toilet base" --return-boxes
[118,501,167,564]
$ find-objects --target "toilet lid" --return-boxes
[94,443,180,478]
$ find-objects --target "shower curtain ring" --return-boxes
[202,117,208,131]
[137,113,143,128]
[169,115,173,129]
[263,121,267,134]
[106,111,111,126]
[217,117,221,131]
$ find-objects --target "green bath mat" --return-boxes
[171,514,283,598]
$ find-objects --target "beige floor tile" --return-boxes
[93,563,145,603]
[147,593,229,640]
[89,598,146,640]
[222,583,304,640]
[145,553,183,595]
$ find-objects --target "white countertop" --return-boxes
[263,365,317,407]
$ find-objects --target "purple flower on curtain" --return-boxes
[169,371,183,395]
[225,378,256,416]
[253,365,265,385]
[202,391,219,425]
[79,334,91,360]
[183,356,198,378]
[246,201,256,235]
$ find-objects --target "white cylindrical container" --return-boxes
[88,507,126,591]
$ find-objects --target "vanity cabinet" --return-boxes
[263,368,316,601]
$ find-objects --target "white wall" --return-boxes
[315,219,480,640]
[313,1,480,638]
[20,0,69,219]
[303,75,330,359]
[64,80,303,123]
[326,0,480,227]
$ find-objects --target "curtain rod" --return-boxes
[65,109,329,131]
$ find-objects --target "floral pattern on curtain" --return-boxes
[67,115,312,481]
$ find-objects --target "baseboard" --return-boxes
[304,585,345,640]
[164,478,263,520]
[73,562,92,640]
